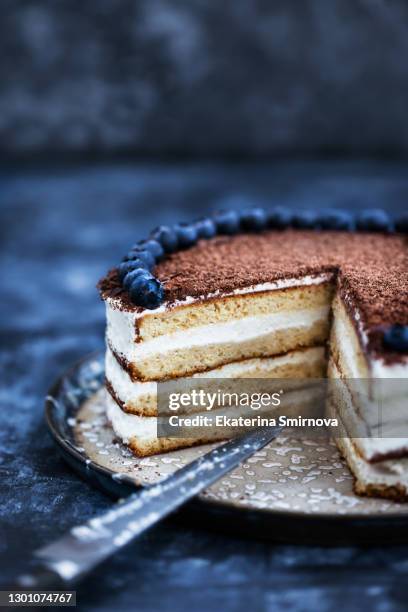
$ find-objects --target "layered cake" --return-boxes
[98,208,408,500]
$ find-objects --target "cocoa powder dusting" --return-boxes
[98,230,408,364]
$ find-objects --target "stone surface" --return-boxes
[2,1,408,156]
[1,161,408,611]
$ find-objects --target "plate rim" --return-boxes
[45,351,408,526]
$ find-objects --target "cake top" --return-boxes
[99,229,408,362]
[98,207,408,362]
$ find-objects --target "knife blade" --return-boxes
[14,425,281,589]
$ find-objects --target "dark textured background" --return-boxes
[2,0,408,157]
[1,161,408,611]
[2,1,408,609]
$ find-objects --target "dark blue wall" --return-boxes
[2,1,408,157]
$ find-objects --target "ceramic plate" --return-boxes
[45,352,408,544]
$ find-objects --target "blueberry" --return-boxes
[318,209,355,231]
[214,210,240,235]
[195,217,217,239]
[150,225,178,253]
[383,325,408,352]
[132,257,155,272]
[239,208,267,232]
[175,223,198,248]
[118,260,150,280]
[267,207,294,229]
[356,209,393,232]
[123,268,147,291]
[292,210,319,230]
[395,213,408,233]
[134,239,165,261]
[129,272,164,309]
[125,249,156,269]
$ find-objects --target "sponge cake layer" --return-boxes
[106,385,324,457]
[107,281,332,381]
[106,345,326,416]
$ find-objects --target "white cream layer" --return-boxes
[107,393,156,441]
[107,305,329,363]
[332,312,408,399]
[329,360,408,461]
[334,306,408,380]
[106,348,155,401]
[369,348,408,379]
[106,346,325,405]
[340,434,408,491]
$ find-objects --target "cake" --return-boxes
[98,208,408,500]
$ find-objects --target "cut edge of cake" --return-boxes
[99,229,408,500]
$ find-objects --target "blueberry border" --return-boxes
[115,207,407,350]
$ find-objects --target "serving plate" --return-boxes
[45,352,408,544]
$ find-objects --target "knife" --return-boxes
[11,425,281,590]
